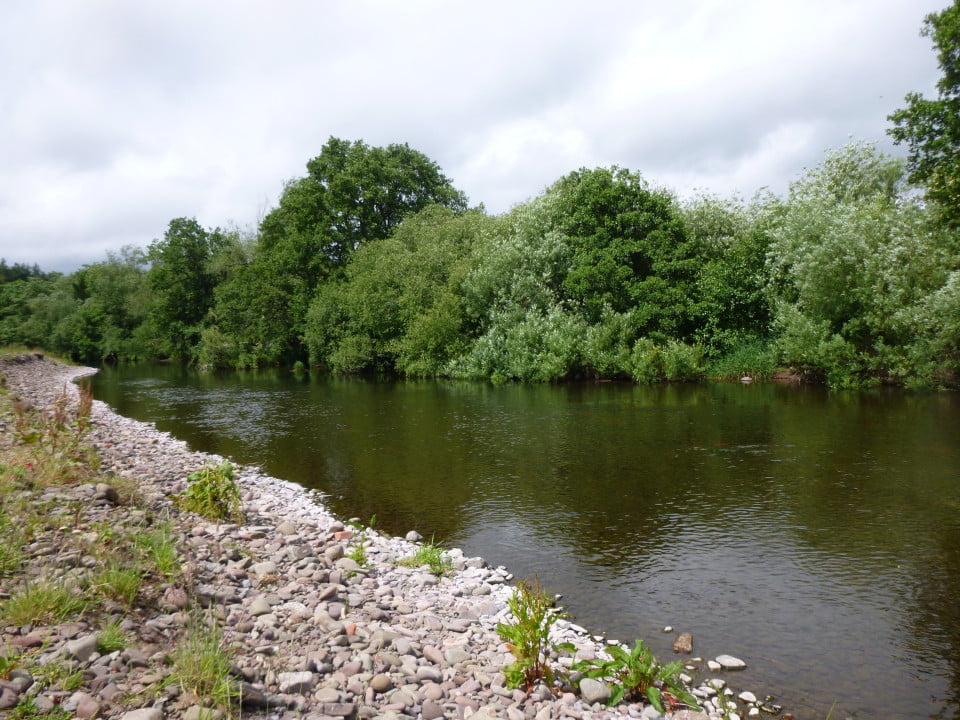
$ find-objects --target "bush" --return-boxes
[178,461,243,523]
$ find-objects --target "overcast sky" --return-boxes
[0,0,946,273]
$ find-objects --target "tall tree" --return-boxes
[147,218,227,360]
[225,137,469,365]
[889,0,960,223]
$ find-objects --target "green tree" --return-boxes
[147,218,228,360]
[304,206,488,375]
[683,192,779,355]
[550,167,701,341]
[236,138,469,366]
[766,143,959,387]
[889,0,960,223]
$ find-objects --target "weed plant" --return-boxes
[398,537,452,577]
[0,579,86,625]
[571,639,700,712]
[94,562,142,608]
[97,620,130,653]
[8,695,70,720]
[178,461,243,522]
[168,614,239,714]
[133,520,181,578]
[496,578,573,691]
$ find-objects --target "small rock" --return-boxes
[579,677,611,705]
[369,673,392,693]
[0,689,18,711]
[739,690,758,704]
[422,699,444,720]
[65,634,99,663]
[278,671,315,694]
[663,626,673,633]
[119,710,163,720]
[161,586,189,610]
[75,693,101,719]
[276,521,297,535]
[716,654,747,670]
[641,704,665,720]
[405,531,423,543]
[673,632,693,653]
[249,596,272,616]
[443,647,471,665]
[252,561,277,577]
[707,660,722,672]
[321,702,356,717]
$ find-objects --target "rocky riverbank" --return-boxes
[0,354,782,720]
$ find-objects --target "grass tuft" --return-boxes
[168,614,239,715]
[0,579,87,625]
[398,537,452,577]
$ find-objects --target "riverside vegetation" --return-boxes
[2,2,959,390]
[0,352,781,720]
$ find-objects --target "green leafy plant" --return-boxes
[572,639,700,712]
[31,659,85,693]
[345,515,375,568]
[496,578,573,691]
[0,648,19,680]
[178,461,243,522]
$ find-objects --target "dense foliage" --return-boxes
[4,2,960,394]
[889,0,960,225]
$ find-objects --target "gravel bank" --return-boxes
[0,355,778,720]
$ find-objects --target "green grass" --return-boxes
[0,579,87,625]
[398,537,452,577]
[168,614,239,714]
[8,696,70,720]
[97,620,130,653]
[93,562,142,607]
[133,520,181,578]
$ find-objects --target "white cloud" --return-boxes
[0,0,945,271]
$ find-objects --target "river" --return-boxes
[90,364,960,720]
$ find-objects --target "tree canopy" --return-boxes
[889,0,960,223]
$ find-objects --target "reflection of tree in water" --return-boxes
[906,521,960,720]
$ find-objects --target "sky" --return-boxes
[0,0,947,273]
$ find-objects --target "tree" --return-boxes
[259,137,469,272]
[889,1,960,223]
[550,167,700,341]
[147,218,228,360]
[238,138,469,365]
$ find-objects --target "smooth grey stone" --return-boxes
[119,710,163,720]
[579,677,611,705]
[65,634,99,663]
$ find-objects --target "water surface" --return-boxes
[90,365,960,719]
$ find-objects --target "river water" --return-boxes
[90,364,960,719]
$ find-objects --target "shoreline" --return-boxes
[1,354,775,720]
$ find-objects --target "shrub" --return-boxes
[178,461,243,523]
[572,639,700,712]
[496,578,573,691]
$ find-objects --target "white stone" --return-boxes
[707,660,722,672]
[716,654,747,670]
[739,690,758,704]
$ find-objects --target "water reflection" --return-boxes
[91,365,960,720]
